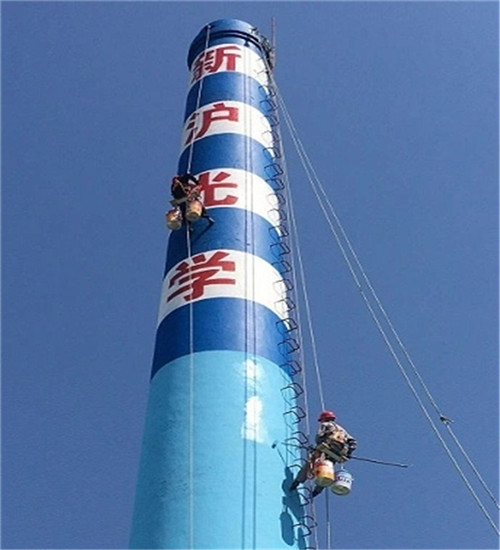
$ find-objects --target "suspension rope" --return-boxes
[325,491,332,550]
[271,77,500,537]
[246,47,258,550]
[241,42,250,550]
[274,81,317,432]
[261,53,321,549]
[278,133,322,550]
[239,41,256,549]
[186,226,195,548]
[288,181,325,412]
[186,25,211,175]
[185,25,211,549]
[285,206,322,550]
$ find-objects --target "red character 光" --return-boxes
[198,171,239,207]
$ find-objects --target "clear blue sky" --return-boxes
[2,2,498,549]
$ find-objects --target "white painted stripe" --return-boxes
[192,168,280,226]
[180,100,275,155]
[190,43,270,88]
[157,249,288,325]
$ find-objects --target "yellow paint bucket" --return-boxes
[314,459,335,487]
[185,200,202,222]
[165,208,182,230]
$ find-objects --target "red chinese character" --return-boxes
[184,102,239,145]
[191,53,206,83]
[198,171,239,207]
[183,112,199,145]
[167,251,236,303]
[191,45,242,83]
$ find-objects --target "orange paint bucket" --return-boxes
[314,459,335,487]
[185,200,202,222]
[165,208,182,230]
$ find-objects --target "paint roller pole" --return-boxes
[350,455,410,468]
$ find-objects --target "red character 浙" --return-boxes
[191,45,242,83]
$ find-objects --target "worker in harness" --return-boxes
[290,410,357,497]
[170,173,214,228]
[315,410,357,461]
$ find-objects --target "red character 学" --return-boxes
[167,251,236,303]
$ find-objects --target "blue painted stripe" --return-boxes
[164,208,285,276]
[177,133,282,185]
[184,73,274,122]
[188,20,265,68]
[189,36,263,69]
[151,298,293,379]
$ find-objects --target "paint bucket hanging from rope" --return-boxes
[331,468,353,495]
[185,199,203,222]
[166,208,182,230]
[313,459,335,487]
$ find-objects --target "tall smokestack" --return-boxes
[130,19,309,549]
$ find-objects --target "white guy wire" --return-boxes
[273,79,500,537]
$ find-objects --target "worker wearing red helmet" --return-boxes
[309,410,357,497]
[290,409,357,495]
[315,410,357,462]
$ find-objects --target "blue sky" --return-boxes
[2,2,498,549]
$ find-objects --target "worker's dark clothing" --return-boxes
[171,174,198,201]
[170,174,214,225]
[316,420,357,461]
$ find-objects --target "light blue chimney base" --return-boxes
[130,350,306,549]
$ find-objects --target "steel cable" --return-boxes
[271,77,500,537]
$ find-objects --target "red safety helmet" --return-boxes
[318,410,336,422]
